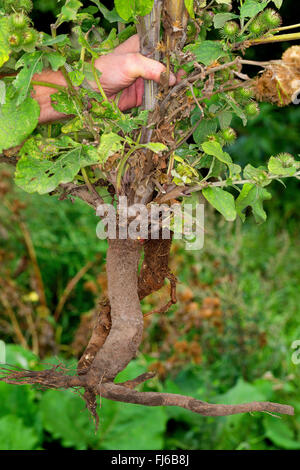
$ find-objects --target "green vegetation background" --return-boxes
[0,0,299,450]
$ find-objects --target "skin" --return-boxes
[32,34,183,124]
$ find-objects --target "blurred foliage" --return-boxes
[0,0,299,452]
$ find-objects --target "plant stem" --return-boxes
[31,80,67,91]
[91,58,108,102]
[250,32,300,45]
[271,23,300,33]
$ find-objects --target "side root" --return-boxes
[0,367,294,420]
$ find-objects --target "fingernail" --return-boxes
[169,73,176,86]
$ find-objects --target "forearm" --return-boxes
[32,70,70,124]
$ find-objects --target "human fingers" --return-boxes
[118,78,144,111]
[124,52,176,85]
[112,34,140,55]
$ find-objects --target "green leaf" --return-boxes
[61,117,83,133]
[100,399,167,450]
[40,389,98,449]
[0,94,40,152]
[60,0,83,22]
[0,17,11,67]
[268,155,298,176]
[236,183,272,223]
[143,142,167,153]
[97,132,123,163]
[0,380,39,430]
[272,0,283,8]
[45,52,66,71]
[217,378,266,405]
[5,344,38,369]
[51,91,77,115]
[68,70,85,86]
[15,145,98,195]
[222,94,247,126]
[14,52,44,105]
[0,416,39,450]
[191,117,218,145]
[91,0,124,22]
[115,110,149,133]
[99,28,118,52]
[213,13,238,29]
[203,186,236,221]
[190,40,227,66]
[115,0,154,21]
[264,416,300,450]
[202,140,240,178]
[202,140,231,164]
[184,0,195,19]
[42,33,70,46]
[244,163,270,186]
[218,110,232,129]
[240,0,268,19]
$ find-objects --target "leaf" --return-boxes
[91,0,124,22]
[191,117,218,144]
[5,344,38,369]
[222,94,247,126]
[15,145,98,195]
[244,163,270,186]
[0,17,11,67]
[143,142,167,153]
[115,0,155,21]
[218,110,232,129]
[203,186,236,221]
[202,140,231,164]
[61,117,83,133]
[191,40,227,66]
[0,416,39,450]
[268,155,298,176]
[240,0,268,19]
[45,52,66,71]
[0,95,40,152]
[115,110,149,133]
[42,33,70,46]
[264,416,300,450]
[100,400,167,450]
[0,80,6,105]
[213,13,238,29]
[0,381,39,430]
[40,384,167,450]
[51,91,77,115]
[184,0,195,19]
[40,390,98,449]
[236,183,271,223]
[68,70,85,86]
[14,52,44,105]
[217,378,266,405]
[60,0,83,22]
[272,0,283,8]
[97,132,123,163]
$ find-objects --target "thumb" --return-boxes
[126,53,176,86]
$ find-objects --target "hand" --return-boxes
[93,34,179,111]
[34,34,184,122]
